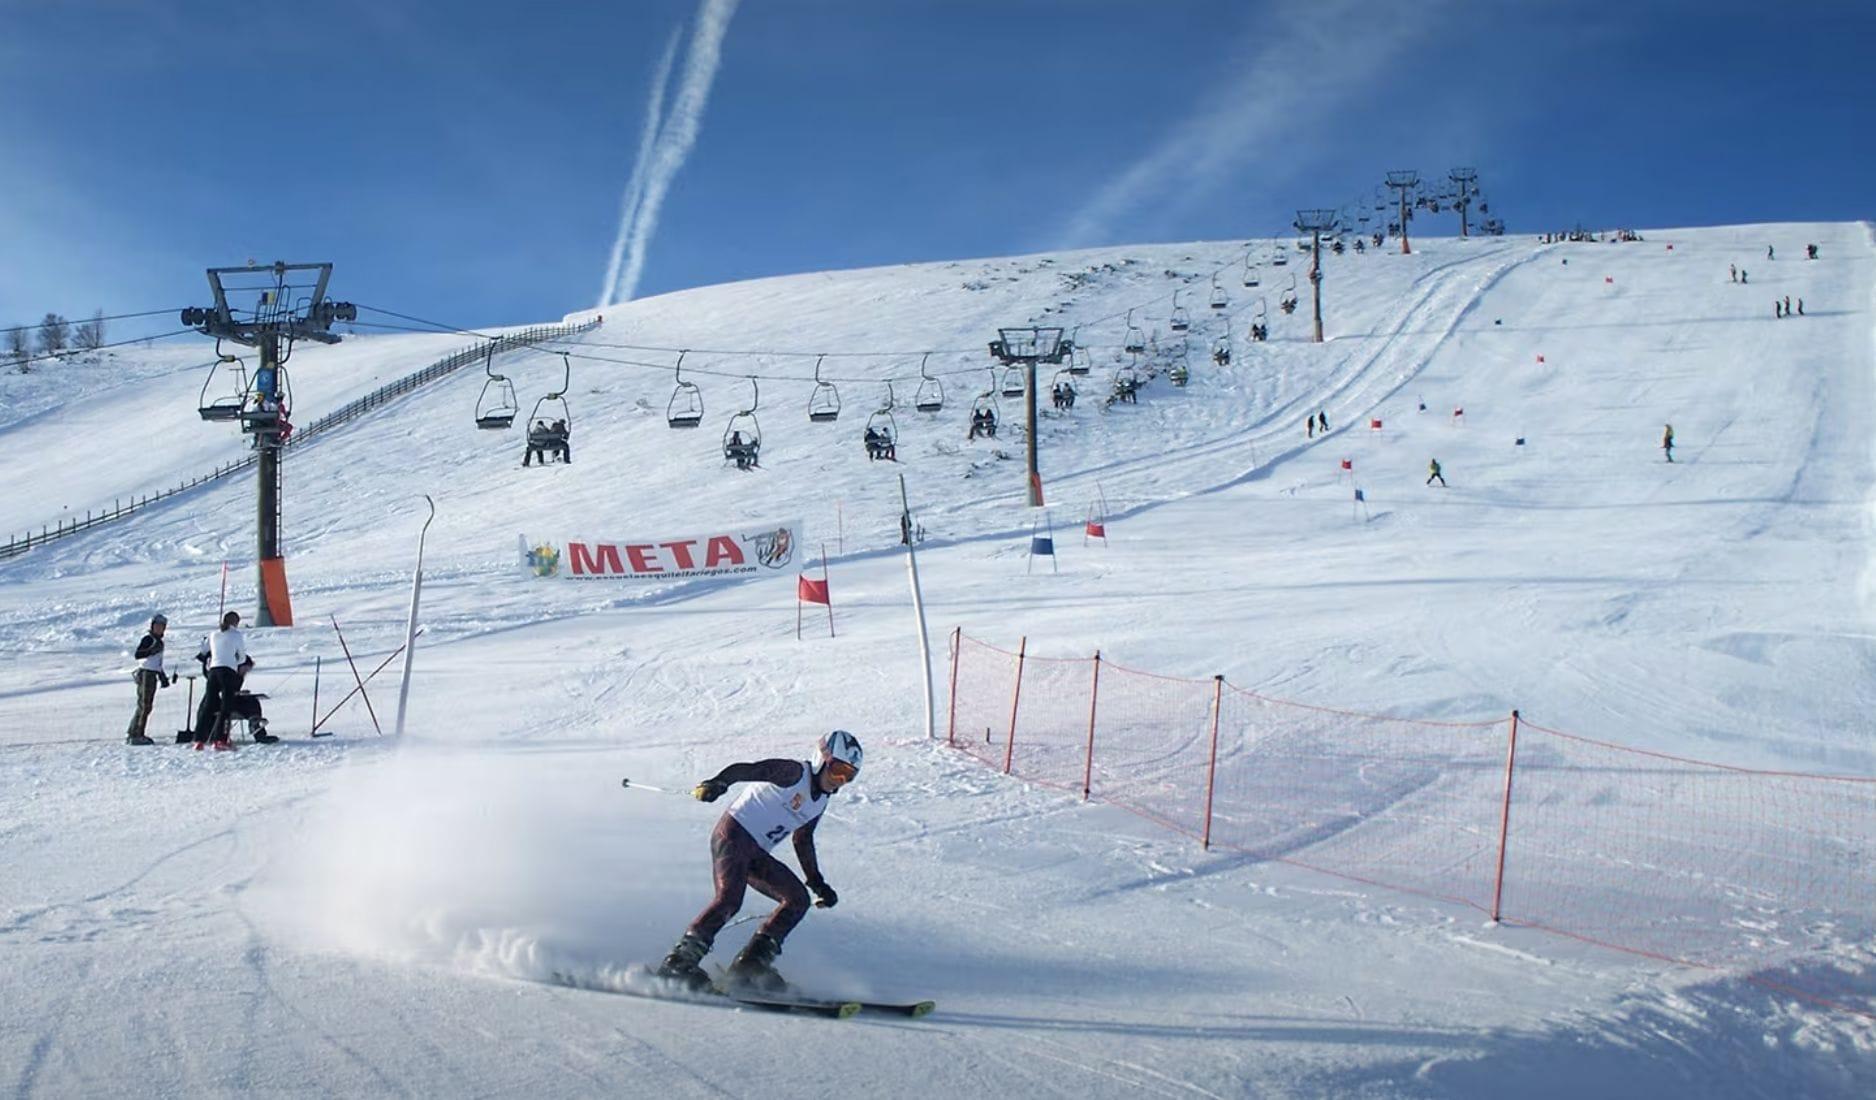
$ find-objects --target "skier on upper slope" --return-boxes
[657,731,862,993]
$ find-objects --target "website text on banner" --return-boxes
[944,630,1876,1015]
[520,520,803,581]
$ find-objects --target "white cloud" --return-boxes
[600,0,741,306]
[1054,0,1444,248]
[597,27,682,309]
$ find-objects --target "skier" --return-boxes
[1662,423,1675,463]
[126,613,171,745]
[1729,263,1737,283]
[1798,298,1805,316]
[1784,295,1792,316]
[1306,415,1315,439]
[1426,458,1446,487]
[1776,300,1784,319]
[1807,244,1818,260]
[657,731,863,993]
[1316,411,1328,434]
[1740,269,1748,284]
[1767,245,1774,260]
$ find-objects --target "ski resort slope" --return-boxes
[2,223,1874,1097]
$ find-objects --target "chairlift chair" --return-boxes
[474,345,518,430]
[999,364,1026,398]
[1212,335,1231,365]
[1111,356,1142,404]
[723,377,763,469]
[1280,274,1299,314]
[863,382,899,461]
[913,352,946,412]
[239,355,291,432]
[523,353,574,464]
[1209,275,1228,310]
[1272,239,1290,267]
[1169,290,1191,332]
[666,351,704,429]
[1049,369,1078,411]
[1066,328,1091,376]
[1242,251,1261,288]
[807,355,841,423]
[198,347,249,422]
[967,378,1000,439]
[1123,308,1146,355]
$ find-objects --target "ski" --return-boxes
[720,992,861,1019]
[854,999,935,1018]
[546,970,861,1019]
[707,964,932,1019]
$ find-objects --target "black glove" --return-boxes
[692,779,729,802]
[160,673,171,688]
[808,879,838,909]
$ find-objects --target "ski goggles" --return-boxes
[823,758,858,783]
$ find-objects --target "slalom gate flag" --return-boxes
[1085,521,1105,538]
[1354,488,1366,502]
[797,575,830,605]
[1340,458,1352,471]
[520,519,803,581]
[1031,535,1055,556]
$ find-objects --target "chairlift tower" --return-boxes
[1449,167,1479,238]
[988,326,1068,507]
[181,261,354,626]
[1293,209,1339,344]
[1385,170,1419,255]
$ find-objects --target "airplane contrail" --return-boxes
[606,0,740,306]
[597,27,682,309]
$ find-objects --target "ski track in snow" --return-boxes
[3,225,1875,1096]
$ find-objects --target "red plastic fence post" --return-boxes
[1490,708,1522,922]
[1082,650,1102,801]
[946,627,961,746]
[1202,675,1224,849]
[1003,635,1027,775]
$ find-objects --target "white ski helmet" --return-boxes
[818,729,863,780]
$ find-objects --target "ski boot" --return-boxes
[656,932,712,991]
[251,719,278,745]
[726,933,786,994]
[126,734,154,746]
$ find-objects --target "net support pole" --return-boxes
[1003,635,1027,775]
[1490,708,1522,922]
[1202,675,1224,850]
[946,627,962,746]
[899,475,936,741]
[393,494,435,737]
[1081,650,1102,801]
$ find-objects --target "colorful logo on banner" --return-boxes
[522,520,802,581]
[526,542,562,577]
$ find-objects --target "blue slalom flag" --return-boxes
[1353,488,1365,502]
[1030,536,1055,556]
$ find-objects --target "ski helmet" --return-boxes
[818,730,863,782]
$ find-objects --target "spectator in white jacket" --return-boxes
[193,611,250,750]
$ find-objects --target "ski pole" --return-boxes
[620,777,692,798]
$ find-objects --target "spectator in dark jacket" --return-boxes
[126,613,171,745]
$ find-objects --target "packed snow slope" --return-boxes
[3,223,1873,1098]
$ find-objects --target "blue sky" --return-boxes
[2,0,1871,336]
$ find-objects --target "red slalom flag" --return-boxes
[796,542,835,639]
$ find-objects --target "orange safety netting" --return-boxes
[944,630,1876,1015]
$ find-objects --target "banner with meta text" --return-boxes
[520,521,803,581]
